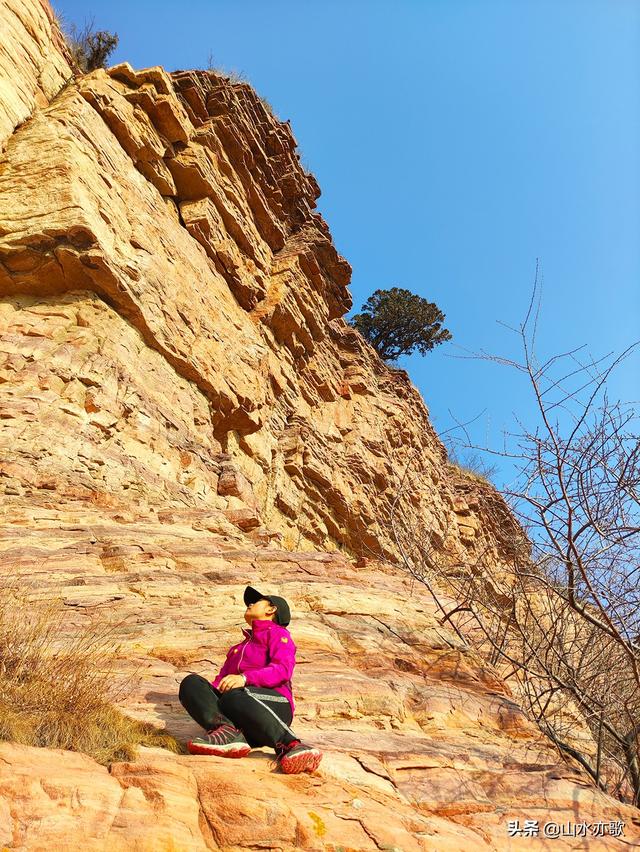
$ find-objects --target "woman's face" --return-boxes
[244,598,277,625]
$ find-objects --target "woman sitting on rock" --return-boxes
[179,585,322,774]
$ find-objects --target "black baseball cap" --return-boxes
[244,585,291,627]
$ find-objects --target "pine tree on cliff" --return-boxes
[349,287,452,361]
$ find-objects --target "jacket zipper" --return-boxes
[236,629,292,701]
[237,636,250,673]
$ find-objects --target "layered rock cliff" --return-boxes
[0,0,489,566]
[1,1,639,849]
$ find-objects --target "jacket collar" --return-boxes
[242,619,277,638]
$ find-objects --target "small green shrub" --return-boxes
[56,14,119,73]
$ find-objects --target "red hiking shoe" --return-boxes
[187,724,251,757]
[275,739,322,774]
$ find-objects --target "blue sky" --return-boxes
[54,0,640,489]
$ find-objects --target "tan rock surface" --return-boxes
[1,1,639,849]
[0,0,72,150]
[0,22,513,568]
[1,509,640,849]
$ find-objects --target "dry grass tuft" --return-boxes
[447,461,491,485]
[0,584,182,765]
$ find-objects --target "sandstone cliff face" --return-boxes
[0,0,72,150]
[0,1,498,566]
[1,2,639,849]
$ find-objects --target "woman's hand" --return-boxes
[218,674,246,692]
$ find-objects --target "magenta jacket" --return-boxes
[211,619,296,713]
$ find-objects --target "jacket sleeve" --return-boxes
[210,649,234,688]
[243,631,296,689]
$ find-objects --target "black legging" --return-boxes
[179,673,297,749]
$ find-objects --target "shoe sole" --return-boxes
[187,742,251,758]
[280,749,322,774]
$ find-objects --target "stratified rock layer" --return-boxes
[1,1,639,849]
[1,510,639,850]
[0,38,509,566]
[0,0,72,150]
